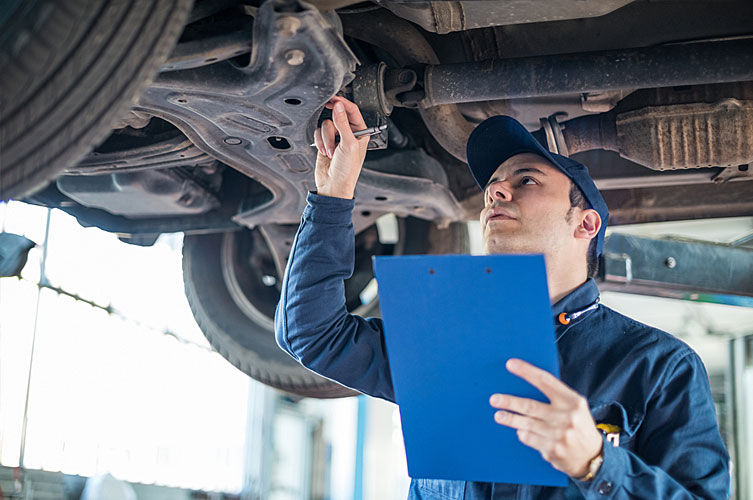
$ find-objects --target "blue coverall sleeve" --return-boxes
[275,192,396,402]
[574,351,730,499]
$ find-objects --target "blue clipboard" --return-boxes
[373,254,567,487]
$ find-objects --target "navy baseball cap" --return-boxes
[466,115,609,256]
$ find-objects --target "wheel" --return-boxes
[182,218,469,398]
[0,0,193,201]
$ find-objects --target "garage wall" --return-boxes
[0,202,250,493]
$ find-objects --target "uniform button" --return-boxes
[597,480,612,495]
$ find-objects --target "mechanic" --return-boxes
[275,96,730,499]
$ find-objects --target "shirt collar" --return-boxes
[552,278,600,319]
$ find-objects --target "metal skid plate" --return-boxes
[134,0,464,230]
[599,233,753,307]
[66,134,215,175]
[136,0,359,229]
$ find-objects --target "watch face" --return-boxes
[589,454,604,479]
[579,452,604,482]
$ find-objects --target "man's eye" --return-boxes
[520,177,536,186]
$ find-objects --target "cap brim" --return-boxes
[466,115,562,189]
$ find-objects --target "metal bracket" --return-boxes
[360,112,389,150]
[539,113,569,156]
[602,252,633,283]
[712,164,753,184]
[598,233,753,307]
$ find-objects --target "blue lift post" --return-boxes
[354,395,368,500]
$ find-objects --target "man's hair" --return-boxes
[567,183,599,278]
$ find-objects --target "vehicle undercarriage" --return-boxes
[2,0,753,397]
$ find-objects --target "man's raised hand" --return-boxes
[489,358,604,479]
[313,96,370,199]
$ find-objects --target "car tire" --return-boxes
[182,218,469,398]
[0,0,193,201]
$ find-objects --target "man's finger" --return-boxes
[331,101,356,149]
[506,358,579,402]
[516,429,555,461]
[321,119,336,157]
[489,393,549,419]
[493,410,553,437]
[327,96,367,130]
[314,128,325,157]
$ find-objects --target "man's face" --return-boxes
[479,153,576,256]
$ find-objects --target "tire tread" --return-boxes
[0,0,193,200]
[181,223,469,399]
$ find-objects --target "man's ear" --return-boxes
[574,209,601,241]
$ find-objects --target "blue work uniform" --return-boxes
[275,193,730,500]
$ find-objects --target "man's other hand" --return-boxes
[314,96,370,199]
[489,358,603,479]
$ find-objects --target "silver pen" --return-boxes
[309,124,387,147]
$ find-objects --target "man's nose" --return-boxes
[487,181,512,203]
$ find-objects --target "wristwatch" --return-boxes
[576,451,604,482]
